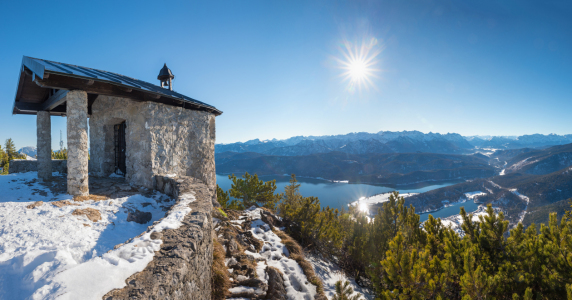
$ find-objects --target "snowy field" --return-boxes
[349,192,417,215]
[440,205,491,234]
[354,192,418,206]
[0,172,192,300]
[464,191,487,200]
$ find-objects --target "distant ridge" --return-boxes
[18,146,37,158]
[216,131,572,156]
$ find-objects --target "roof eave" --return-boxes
[13,56,223,116]
[43,69,223,115]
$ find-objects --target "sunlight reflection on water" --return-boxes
[216,174,460,212]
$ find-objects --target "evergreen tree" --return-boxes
[52,148,68,160]
[333,280,362,300]
[4,138,18,161]
[0,145,6,174]
[216,184,243,210]
[228,172,281,209]
[278,174,303,217]
[217,173,572,299]
[0,144,5,165]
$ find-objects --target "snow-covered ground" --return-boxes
[306,254,373,300]
[219,207,371,300]
[349,192,417,215]
[0,172,192,300]
[499,161,508,176]
[510,188,530,223]
[464,191,487,200]
[241,207,318,299]
[440,205,497,235]
[488,180,502,189]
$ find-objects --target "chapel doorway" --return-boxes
[114,121,126,176]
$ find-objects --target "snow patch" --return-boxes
[464,191,487,200]
[245,207,318,300]
[306,254,372,299]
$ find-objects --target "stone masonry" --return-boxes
[66,90,89,196]
[8,160,79,174]
[103,175,214,300]
[89,95,216,190]
[36,111,52,180]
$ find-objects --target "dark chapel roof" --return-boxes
[12,56,222,116]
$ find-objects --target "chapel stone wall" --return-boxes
[89,96,216,190]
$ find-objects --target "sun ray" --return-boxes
[334,37,383,93]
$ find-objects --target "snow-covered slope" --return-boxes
[214,207,371,299]
[18,146,37,158]
[0,172,193,300]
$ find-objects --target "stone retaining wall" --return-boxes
[103,175,214,300]
[8,160,68,174]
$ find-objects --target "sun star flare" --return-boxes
[335,37,382,93]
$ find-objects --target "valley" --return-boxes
[217,132,572,229]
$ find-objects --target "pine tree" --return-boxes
[216,184,243,210]
[278,174,303,217]
[4,138,22,161]
[228,172,280,208]
[0,144,5,164]
[0,145,6,174]
[333,280,362,300]
[52,148,68,160]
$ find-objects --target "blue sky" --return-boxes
[1,1,572,149]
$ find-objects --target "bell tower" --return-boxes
[157,63,175,91]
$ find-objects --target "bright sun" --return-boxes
[335,38,382,93]
[348,59,368,81]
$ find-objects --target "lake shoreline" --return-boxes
[216,173,464,190]
[216,174,460,213]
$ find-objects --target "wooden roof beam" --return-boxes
[33,74,145,102]
[41,89,68,111]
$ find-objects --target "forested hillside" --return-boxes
[217,173,572,299]
[216,151,496,185]
[402,163,572,228]
[503,143,572,175]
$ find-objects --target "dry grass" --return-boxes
[274,229,303,255]
[72,208,102,222]
[274,229,325,297]
[51,200,79,208]
[250,235,264,252]
[223,209,242,220]
[211,239,231,300]
[73,194,108,202]
[26,201,44,209]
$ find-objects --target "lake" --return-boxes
[419,200,480,222]
[216,174,464,214]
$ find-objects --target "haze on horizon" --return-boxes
[1,0,572,148]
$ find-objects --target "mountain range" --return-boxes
[216,131,572,156]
